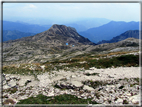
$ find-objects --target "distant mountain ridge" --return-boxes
[3,20,140,44]
[79,21,139,43]
[3,30,36,42]
[97,30,140,44]
[3,21,51,33]
[66,18,111,31]
[3,18,111,33]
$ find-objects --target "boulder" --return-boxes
[8,80,17,87]
[3,84,11,90]
[3,98,16,105]
[18,79,29,87]
[71,80,83,88]
[115,98,123,104]
[129,94,140,104]
[83,85,95,92]
[71,75,76,78]
[56,80,83,90]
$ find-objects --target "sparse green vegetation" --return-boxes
[84,73,99,76]
[3,87,18,94]
[120,42,139,47]
[17,94,98,104]
[82,78,139,89]
[82,80,107,89]
[123,100,129,104]
[52,54,139,69]
[3,54,139,76]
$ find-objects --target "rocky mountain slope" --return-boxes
[3,24,95,65]
[3,35,140,65]
[97,30,140,44]
[2,25,140,66]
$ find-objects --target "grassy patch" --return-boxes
[82,78,139,89]
[17,94,98,104]
[82,80,108,89]
[3,54,139,76]
[60,54,139,69]
[3,87,18,94]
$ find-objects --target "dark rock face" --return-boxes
[97,30,140,44]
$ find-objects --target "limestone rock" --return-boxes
[8,80,17,87]
[3,84,11,90]
[129,94,140,104]
[71,80,83,88]
[83,85,95,91]
[115,98,123,104]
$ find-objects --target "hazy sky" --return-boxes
[3,3,140,24]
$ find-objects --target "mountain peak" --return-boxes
[44,24,95,45]
[49,24,76,33]
[10,24,95,46]
[51,24,64,28]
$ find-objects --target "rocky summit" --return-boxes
[9,24,95,46]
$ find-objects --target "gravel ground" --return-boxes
[37,67,140,85]
[2,66,141,105]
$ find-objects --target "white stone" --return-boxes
[71,80,83,88]
[126,93,131,96]
[98,74,102,77]
[81,93,86,98]
[3,80,7,85]
[19,95,29,100]
[83,85,95,91]
[129,94,140,104]
[5,76,10,81]
[47,91,55,97]
[40,65,45,71]
[115,98,123,104]
[8,80,16,87]
[71,75,76,78]
[3,84,11,89]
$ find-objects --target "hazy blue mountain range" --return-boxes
[3,18,111,33]
[66,18,111,31]
[3,21,51,33]
[3,30,36,42]
[97,30,140,44]
[79,21,139,43]
[65,23,88,32]
[3,20,140,43]
[5,18,111,30]
[72,18,111,29]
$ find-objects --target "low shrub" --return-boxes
[17,94,98,104]
[84,73,99,76]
